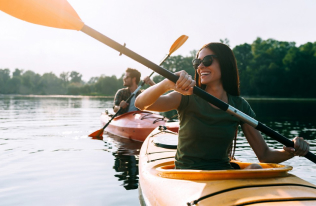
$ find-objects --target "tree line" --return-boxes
[0,69,123,96]
[0,37,315,97]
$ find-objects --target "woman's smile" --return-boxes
[200,71,211,81]
[197,48,221,85]
[200,71,211,76]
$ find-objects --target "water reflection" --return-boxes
[94,133,142,190]
[113,153,139,190]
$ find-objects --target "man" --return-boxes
[113,68,155,115]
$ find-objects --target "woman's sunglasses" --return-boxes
[192,55,217,70]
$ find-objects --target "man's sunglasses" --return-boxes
[192,55,217,70]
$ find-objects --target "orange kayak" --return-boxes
[139,127,316,206]
[100,111,179,142]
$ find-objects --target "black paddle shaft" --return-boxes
[81,25,316,163]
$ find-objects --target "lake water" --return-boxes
[0,95,315,206]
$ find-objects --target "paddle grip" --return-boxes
[256,122,316,163]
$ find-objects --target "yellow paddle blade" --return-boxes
[0,0,84,30]
[169,35,189,55]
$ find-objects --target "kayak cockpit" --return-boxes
[153,161,293,180]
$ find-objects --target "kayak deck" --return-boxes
[139,127,316,206]
[100,111,179,142]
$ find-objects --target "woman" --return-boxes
[135,43,309,170]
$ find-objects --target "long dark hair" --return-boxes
[194,43,240,96]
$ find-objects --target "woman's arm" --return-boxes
[136,79,182,112]
[242,123,309,163]
[135,70,195,112]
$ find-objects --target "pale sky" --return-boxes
[0,0,315,81]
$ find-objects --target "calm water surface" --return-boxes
[0,95,315,206]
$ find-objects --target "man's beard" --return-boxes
[123,81,131,87]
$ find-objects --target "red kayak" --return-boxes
[100,111,179,142]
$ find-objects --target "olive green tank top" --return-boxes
[175,94,256,170]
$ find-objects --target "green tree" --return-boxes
[0,68,11,94]
[87,77,99,84]
[6,76,21,94]
[41,72,65,94]
[283,42,316,97]
[67,83,81,95]
[234,38,295,97]
[70,71,82,83]
[60,72,69,87]
[95,75,122,96]
[233,43,253,95]
[20,70,43,94]
[13,68,23,77]
[80,84,91,95]
[86,77,99,95]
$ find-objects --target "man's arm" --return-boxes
[113,89,123,113]
[113,89,130,113]
[113,101,129,113]
[143,76,155,86]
